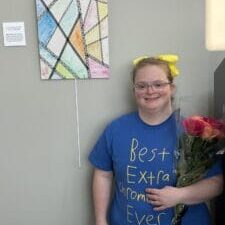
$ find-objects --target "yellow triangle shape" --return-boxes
[98,2,108,21]
[55,62,75,79]
[87,41,102,62]
[85,25,100,45]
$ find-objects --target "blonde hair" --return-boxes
[132,57,174,83]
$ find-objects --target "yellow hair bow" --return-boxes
[133,54,179,77]
[157,54,179,77]
[132,56,149,65]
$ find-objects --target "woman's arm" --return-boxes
[93,168,113,225]
[146,174,224,211]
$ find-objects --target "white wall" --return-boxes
[0,1,224,225]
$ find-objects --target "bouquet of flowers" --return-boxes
[172,115,225,225]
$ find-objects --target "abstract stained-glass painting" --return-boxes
[35,0,109,79]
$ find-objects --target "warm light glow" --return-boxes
[206,0,225,51]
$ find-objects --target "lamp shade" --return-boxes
[206,0,225,51]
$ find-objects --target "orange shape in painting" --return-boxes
[69,19,86,63]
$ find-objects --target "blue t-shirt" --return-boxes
[89,112,222,225]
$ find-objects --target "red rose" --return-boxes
[182,116,206,136]
[183,116,225,139]
[202,117,225,139]
[202,124,214,140]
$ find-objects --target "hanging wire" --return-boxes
[74,78,81,168]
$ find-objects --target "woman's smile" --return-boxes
[134,66,174,112]
[143,94,161,101]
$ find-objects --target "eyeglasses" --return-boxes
[133,81,171,92]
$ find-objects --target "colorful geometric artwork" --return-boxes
[35,0,109,79]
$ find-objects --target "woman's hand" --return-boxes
[146,186,182,211]
[146,175,223,211]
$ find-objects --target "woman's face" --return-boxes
[133,65,175,115]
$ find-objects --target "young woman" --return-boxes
[89,56,223,225]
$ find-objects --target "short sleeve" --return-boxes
[205,159,223,178]
[88,125,113,171]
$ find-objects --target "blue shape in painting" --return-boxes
[60,0,79,36]
[51,72,63,79]
[36,0,45,18]
[38,11,57,45]
[61,43,88,78]
[39,44,57,67]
